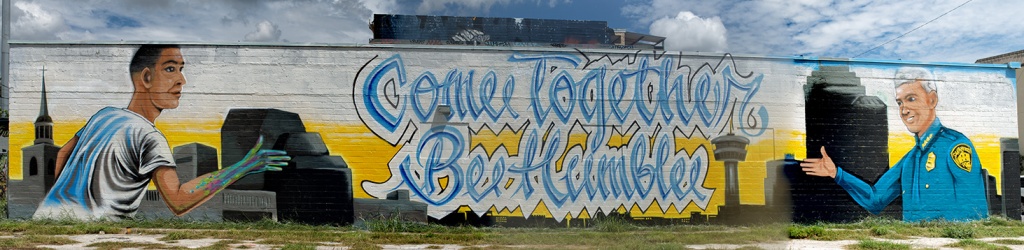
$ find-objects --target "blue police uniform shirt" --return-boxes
[833,118,988,221]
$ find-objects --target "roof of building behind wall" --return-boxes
[614,29,666,48]
[976,49,1024,64]
[369,14,663,50]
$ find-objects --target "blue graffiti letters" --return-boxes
[357,52,762,220]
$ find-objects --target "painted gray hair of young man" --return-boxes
[894,67,937,93]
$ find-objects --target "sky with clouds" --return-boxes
[2,0,1022,63]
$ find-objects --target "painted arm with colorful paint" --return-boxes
[153,137,290,216]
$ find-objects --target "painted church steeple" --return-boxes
[34,66,53,145]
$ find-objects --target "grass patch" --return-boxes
[867,226,910,240]
[359,216,443,233]
[0,235,78,248]
[787,225,838,240]
[647,242,691,249]
[280,243,318,250]
[591,216,638,233]
[160,230,210,241]
[941,224,976,239]
[348,241,382,250]
[978,216,1018,227]
[487,224,786,247]
[870,226,895,236]
[991,239,1024,245]
[86,241,178,250]
[946,239,1010,250]
[201,239,240,250]
[786,216,1024,241]
[849,239,911,250]
[12,215,1024,248]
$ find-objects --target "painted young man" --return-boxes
[34,45,290,220]
[801,67,988,221]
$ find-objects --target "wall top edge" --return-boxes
[7,40,1016,70]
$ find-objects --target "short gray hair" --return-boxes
[894,67,936,93]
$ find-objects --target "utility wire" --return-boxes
[852,0,974,58]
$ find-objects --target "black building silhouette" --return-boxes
[796,65,895,222]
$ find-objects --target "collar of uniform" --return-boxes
[915,117,942,150]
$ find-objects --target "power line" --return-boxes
[852,0,975,58]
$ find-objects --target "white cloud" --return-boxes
[6,0,398,44]
[649,11,727,52]
[358,0,398,15]
[624,0,1024,63]
[245,20,283,42]
[7,0,1020,63]
[2,0,562,45]
[546,0,569,8]
[12,1,67,40]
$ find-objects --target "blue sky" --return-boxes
[3,0,1022,63]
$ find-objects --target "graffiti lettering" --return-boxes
[356,52,764,219]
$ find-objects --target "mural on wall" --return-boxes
[26,45,291,220]
[799,66,989,222]
[10,45,426,223]
[4,44,1018,224]
[354,51,768,220]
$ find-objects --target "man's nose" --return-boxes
[177,74,186,86]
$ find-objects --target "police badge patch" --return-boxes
[951,144,973,172]
[926,153,935,171]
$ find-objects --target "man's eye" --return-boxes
[164,67,175,72]
[907,97,916,102]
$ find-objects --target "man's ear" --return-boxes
[928,91,938,108]
[141,67,153,89]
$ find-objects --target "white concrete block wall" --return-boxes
[5,43,1018,223]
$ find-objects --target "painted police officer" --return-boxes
[801,67,987,221]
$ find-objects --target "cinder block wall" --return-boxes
[5,43,1018,224]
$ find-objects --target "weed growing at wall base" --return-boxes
[1,215,1024,248]
[786,225,835,240]
[942,223,977,239]
[591,216,638,233]
[870,225,897,237]
[786,216,1024,240]
[851,239,912,250]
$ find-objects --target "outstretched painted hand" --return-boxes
[801,146,837,178]
[189,136,290,194]
[231,136,291,175]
